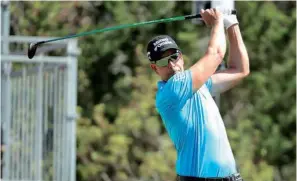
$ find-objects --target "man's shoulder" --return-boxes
[171,69,192,82]
[157,70,192,93]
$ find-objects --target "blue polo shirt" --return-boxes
[155,69,237,177]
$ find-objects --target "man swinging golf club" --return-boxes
[147,8,249,181]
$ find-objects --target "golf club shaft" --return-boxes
[43,10,236,44]
[45,16,187,44]
[28,9,237,59]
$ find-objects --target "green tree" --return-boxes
[221,2,296,181]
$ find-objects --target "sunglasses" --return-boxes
[152,52,181,67]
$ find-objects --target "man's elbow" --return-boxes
[243,63,250,76]
[242,62,250,77]
[217,47,226,61]
[243,69,250,76]
[233,63,249,78]
[206,47,225,63]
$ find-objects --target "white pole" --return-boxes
[211,0,234,9]
[1,1,11,179]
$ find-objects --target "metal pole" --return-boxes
[57,67,62,181]
[66,39,79,181]
[63,68,69,181]
[23,67,29,180]
[29,74,35,180]
[35,63,43,181]
[61,67,68,181]
[1,0,11,180]
[53,66,58,181]
[211,0,234,10]
[2,63,11,180]
[1,0,10,54]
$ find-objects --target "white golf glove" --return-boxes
[223,14,239,29]
[214,8,239,29]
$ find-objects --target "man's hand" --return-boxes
[200,8,226,60]
[200,8,224,27]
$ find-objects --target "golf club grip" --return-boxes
[184,9,237,20]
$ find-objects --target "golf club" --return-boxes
[28,10,236,59]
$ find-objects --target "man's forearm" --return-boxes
[208,20,226,59]
[227,25,249,75]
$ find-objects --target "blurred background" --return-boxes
[0,1,296,181]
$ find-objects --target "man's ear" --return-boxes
[150,64,158,73]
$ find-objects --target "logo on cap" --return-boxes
[153,38,173,51]
[147,52,151,60]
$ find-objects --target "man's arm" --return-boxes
[210,21,250,95]
[190,8,226,92]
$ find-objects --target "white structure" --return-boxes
[1,2,80,181]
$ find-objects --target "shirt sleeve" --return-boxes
[205,77,213,93]
[159,70,193,110]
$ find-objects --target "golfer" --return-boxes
[147,8,249,181]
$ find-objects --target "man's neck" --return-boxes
[161,69,184,81]
[161,74,172,82]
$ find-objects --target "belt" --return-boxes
[177,173,243,181]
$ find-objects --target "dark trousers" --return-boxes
[177,173,243,181]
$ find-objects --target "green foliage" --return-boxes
[10,1,296,181]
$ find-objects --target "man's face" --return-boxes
[150,49,184,80]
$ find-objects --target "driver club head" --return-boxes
[28,42,39,59]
